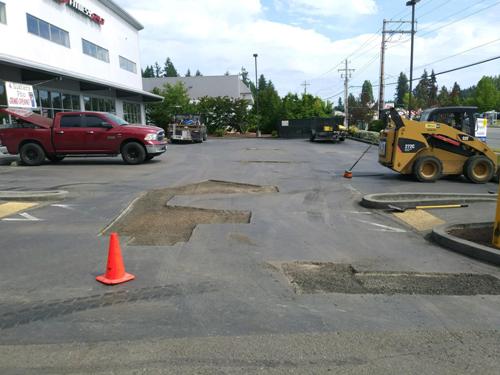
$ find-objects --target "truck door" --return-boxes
[83,114,120,152]
[54,114,88,152]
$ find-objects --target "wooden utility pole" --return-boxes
[301,81,310,95]
[338,60,355,128]
[378,20,412,117]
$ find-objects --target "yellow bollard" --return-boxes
[492,186,500,248]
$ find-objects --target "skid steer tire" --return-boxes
[464,155,494,184]
[413,156,443,182]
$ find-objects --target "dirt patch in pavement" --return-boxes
[449,225,495,249]
[105,180,277,246]
[279,261,500,295]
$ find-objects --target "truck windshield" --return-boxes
[105,113,129,126]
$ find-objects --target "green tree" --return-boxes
[153,62,162,78]
[395,72,409,107]
[335,97,344,112]
[142,65,155,78]
[185,69,191,77]
[195,70,203,76]
[281,93,301,119]
[254,75,282,133]
[429,70,438,106]
[146,82,192,128]
[360,80,374,105]
[437,86,450,106]
[163,58,178,77]
[197,96,251,134]
[473,76,499,112]
[450,82,461,106]
[413,70,430,109]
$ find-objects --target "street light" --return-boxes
[406,0,420,119]
[253,53,260,137]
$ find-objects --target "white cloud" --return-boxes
[118,0,500,101]
[285,0,378,16]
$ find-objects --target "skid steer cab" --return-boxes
[379,107,498,183]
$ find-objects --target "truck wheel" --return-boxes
[203,133,207,141]
[121,142,146,165]
[413,156,442,182]
[310,134,316,142]
[464,155,494,184]
[20,143,45,166]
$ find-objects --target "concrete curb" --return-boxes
[0,190,68,201]
[361,192,497,209]
[431,222,500,266]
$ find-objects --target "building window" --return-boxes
[119,56,137,74]
[82,39,109,63]
[26,14,70,48]
[123,102,141,123]
[0,2,6,24]
[83,95,116,113]
[35,89,80,118]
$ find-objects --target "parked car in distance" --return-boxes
[167,115,207,143]
[0,108,167,165]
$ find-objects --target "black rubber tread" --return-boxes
[464,155,495,184]
[19,143,46,166]
[121,142,146,165]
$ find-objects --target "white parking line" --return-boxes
[2,212,41,222]
[355,219,406,233]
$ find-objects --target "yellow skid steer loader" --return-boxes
[379,107,497,183]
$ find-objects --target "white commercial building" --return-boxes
[0,0,161,123]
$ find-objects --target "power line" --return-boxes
[386,0,496,51]
[413,37,500,71]
[417,0,453,20]
[308,0,432,83]
[418,0,500,37]
[352,55,500,88]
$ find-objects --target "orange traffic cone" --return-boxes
[96,233,135,285]
[343,170,353,179]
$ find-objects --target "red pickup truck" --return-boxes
[0,108,167,165]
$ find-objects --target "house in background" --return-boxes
[143,75,254,104]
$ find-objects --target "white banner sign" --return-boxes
[5,81,37,109]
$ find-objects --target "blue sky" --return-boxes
[121,0,500,103]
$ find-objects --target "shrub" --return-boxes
[347,126,359,136]
[356,130,380,144]
[369,119,385,132]
[214,128,225,137]
[271,130,278,137]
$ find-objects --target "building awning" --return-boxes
[0,53,163,103]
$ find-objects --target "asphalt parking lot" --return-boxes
[1,138,500,374]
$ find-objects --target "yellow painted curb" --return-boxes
[0,202,39,219]
[393,209,445,232]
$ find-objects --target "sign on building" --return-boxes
[5,81,37,109]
